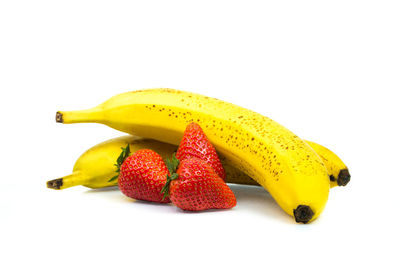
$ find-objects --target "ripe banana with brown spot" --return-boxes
[47,136,350,190]
[221,140,350,188]
[56,89,331,223]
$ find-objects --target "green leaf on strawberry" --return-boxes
[161,153,180,200]
[108,144,131,182]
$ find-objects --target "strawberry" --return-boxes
[114,147,171,203]
[161,156,236,211]
[176,122,226,180]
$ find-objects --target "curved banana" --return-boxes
[56,89,330,223]
[47,136,177,190]
[228,140,350,187]
[47,136,350,190]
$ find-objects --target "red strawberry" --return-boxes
[116,148,170,203]
[176,122,226,180]
[161,156,236,211]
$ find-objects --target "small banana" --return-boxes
[47,136,349,190]
[47,136,176,190]
[56,89,331,223]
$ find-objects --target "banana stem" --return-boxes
[56,108,102,124]
[47,171,87,190]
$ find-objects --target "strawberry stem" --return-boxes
[165,153,180,175]
[161,154,180,200]
[108,144,131,182]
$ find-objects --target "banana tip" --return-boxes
[55,112,63,123]
[337,169,351,186]
[293,205,314,224]
[47,178,63,189]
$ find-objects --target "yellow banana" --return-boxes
[47,136,176,190]
[225,140,350,188]
[56,89,330,223]
[222,140,350,188]
[47,136,350,190]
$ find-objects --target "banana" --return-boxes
[47,136,350,190]
[47,136,177,190]
[56,89,330,223]
[223,140,350,188]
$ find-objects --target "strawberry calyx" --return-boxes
[161,153,180,200]
[108,144,131,182]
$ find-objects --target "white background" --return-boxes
[1,1,399,266]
